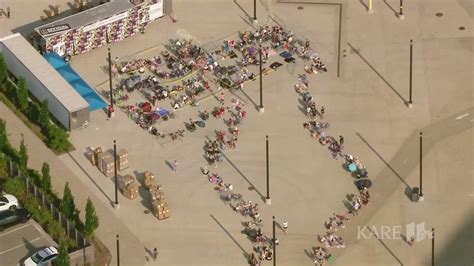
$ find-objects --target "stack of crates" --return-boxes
[117,149,129,171]
[118,174,139,200]
[144,171,170,220]
[152,199,171,220]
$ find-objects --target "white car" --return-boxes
[23,246,58,266]
[0,194,19,212]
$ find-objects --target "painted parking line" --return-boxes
[0,237,42,255]
[0,224,32,237]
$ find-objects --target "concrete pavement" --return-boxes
[0,0,472,265]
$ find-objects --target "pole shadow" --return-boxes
[210,214,249,259]
[67,152,114,204]
[383,0,398,15]
[234,0,252,21]
[355,132,410,189]
[164,160,174,171]
[347,42,407,105]
[205,136,265,200]
[367,227,404,265]
[359,0,368,10]
[233,87,259,111]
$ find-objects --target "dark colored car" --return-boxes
[0,208,31,231]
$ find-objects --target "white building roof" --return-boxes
[0,33,89,112]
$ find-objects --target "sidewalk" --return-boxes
[0,102,144,266]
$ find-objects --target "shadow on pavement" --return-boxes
[367,227,405,265]
[383,0,398,16]
[356,132,410,189]
[347,42,406,105]
[233,0,252,21]
[68,152,114,204]
[210,214,249,260]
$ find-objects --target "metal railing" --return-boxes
[3,154,90,249]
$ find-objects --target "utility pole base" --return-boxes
[407,102,413,108]
[398,13,405,19]
[258,106,265,113]
[367,9,374,14]
[253,19,258,25]
[114,202,120,209]
[265,197,271,205]
[419,195,424,202]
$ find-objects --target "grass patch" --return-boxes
[0,90,75,155]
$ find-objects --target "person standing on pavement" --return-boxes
[320,106,325,119]
[339,135,344,146]
[172,160,178,173]
[282,220,288,235]
[7,7,10,19]
[219,91,225,105]
[152,248,158,260]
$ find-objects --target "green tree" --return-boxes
[0,119,8,152]
[60,182,75,218]
[47,126,70,152]
[84,198,99,237]
[39,100,49,129]
[17,77,29,112]
[55,241,70,266]
[41,162,51,192]
[0,53,7,84]
[18,134,28,169]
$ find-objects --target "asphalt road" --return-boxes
[0,221,56,266]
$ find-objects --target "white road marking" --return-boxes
[0,237,42,255]
[0,224,32,237]
[455,113,469,120]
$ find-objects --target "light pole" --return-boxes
[398,0,405,19]
[272,216,276,266]
[258,44,264,113]
[114,140,119,208]
[419,132,424,201]
[265,135,271,204]
[116,234,120,266]
[368,0,374,13]
[408,39,413,108]
[108,48,114,117]
[253,0,257,23]
[431,228,435,266]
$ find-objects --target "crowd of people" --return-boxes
[287,40,375,265]
[109,21,375,264]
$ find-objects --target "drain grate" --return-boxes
[459,26,466,30]
[435,12,443,17]
[297,6,304,10]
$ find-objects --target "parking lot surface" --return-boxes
[0,221,56,266]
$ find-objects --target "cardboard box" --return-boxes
[122,183,139,200]
[149,187,165,201]
[97,151,112,172]
[118,174,135,190]
[144,171,157,188]
[117,149,129,171]
[102,157,115,177]
[93,147,104,166]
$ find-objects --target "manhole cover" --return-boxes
[248,186,255,191]
[435,12,443,17]
[144,210,150,214]
[459,26,466,30]
[297,6,304,10]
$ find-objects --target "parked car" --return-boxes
[0,208,31,231]
[0,194,20,212]
[23,246,58,266]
